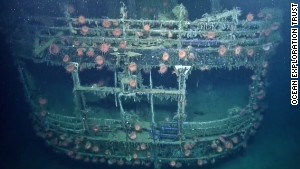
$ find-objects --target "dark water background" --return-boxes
[0,0,299,169]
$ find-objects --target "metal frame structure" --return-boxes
[11,2,282,168]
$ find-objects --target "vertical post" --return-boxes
[176,74,183,140]
[114,70,118,107]
[16,61,35,107]
[174,65,191,141]
[150,70,155,125]
[120,2,127,39]
[71,62,87,131]
[63,4,76,34]
[72,70,87,111]
[176,4,185,49]
[71,63,82,116]
[118,94,125,122]
[149,69,160,169]
[118,93,130,150]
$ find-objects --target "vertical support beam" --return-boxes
[120,2,127,39]
[63,4,76,34]
[118,94,125,119]
[118,93,133,131]
[176,75,183,140]
[16,60,35,107]
[73,91,82,116]
[149,70,160,169]
[72,72,86,111]
[71,62,87,131]
[150,70,155,125]
[174,65,191,141]
[117,93,130,152]
[71,63,82,115]
[176,4,186,49]
[114,70,118,107]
